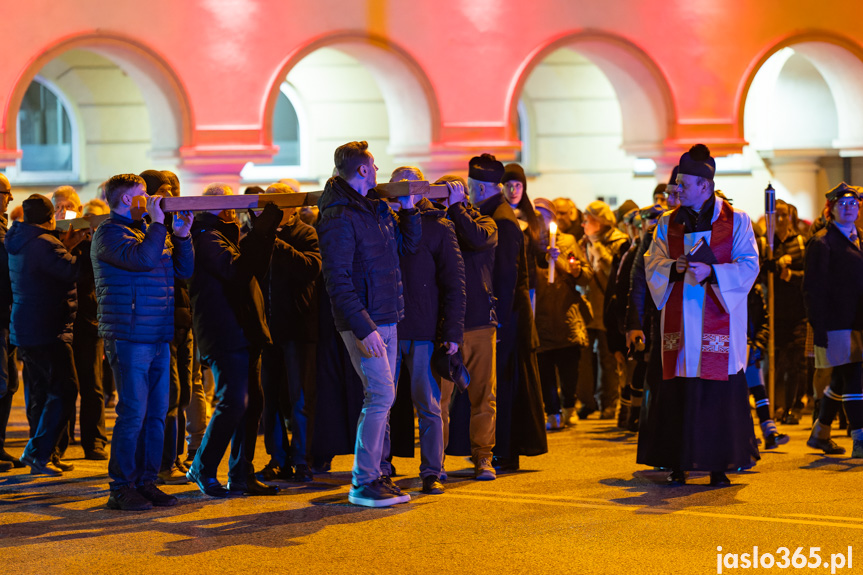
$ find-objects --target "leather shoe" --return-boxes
[0,460,12,472]
[228,476,280,496]
[666,469,687,486]
[421,476,445,495]
[0,450,26,468]
[291,464,314,482]
[186,467,229,498]
[709,472,731,486]
[85,447,109,461]
[51,456,75,472]
[20,453,63,476]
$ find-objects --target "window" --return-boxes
[6,77,78,183]
[241,82,307,182]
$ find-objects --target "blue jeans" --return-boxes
[105,339,170,489]
[340,324,398,487]
[191,347,263,483]
[19,340,78,465]
[389,340,443,478]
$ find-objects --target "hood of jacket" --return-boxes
[416,197,447,220]
[6,221,52,255]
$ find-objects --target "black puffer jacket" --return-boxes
[190,212,275,358]
[267,216,322,343]
[317,176,421,339]
[398,198,465,343]
[6,221,79,346]
[447,201,497,331]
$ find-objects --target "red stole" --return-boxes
[662,200,734,381]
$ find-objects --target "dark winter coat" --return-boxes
[446,201,497,331]
[605,235,638,354]
[267,216,322,343]
[803,221,863,345]
[759,231,807,333]
[747,283,769,366]
[92,212,194,344]
[535,232,590,352]
[317,176,421,339]
[398,198,466,343]
[0,215,12,324]
[479,193,525,332]
[7,221,79,347]
[72,238,98,337]
[190,212,274,358]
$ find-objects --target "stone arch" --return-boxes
[736,31,863,152]
[2,32,192,162]
[262,32,440,160]
[506,30,675,158]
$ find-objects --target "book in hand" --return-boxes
[686,237,718,265]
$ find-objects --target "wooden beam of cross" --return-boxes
[159,180,449,212]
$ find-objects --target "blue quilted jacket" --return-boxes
[91,212,194,343]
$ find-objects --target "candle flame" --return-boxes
[549,221,557,234]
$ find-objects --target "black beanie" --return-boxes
[468,154,504,183]
[677,144,716,181]
[667,165,679,186]
[139,169,172,196]
[501,163,526,189]
[23,194,54,225]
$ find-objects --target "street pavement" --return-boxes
[1,392,862,575]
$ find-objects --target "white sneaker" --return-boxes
[546,414,562,431]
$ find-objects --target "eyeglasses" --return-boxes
[837,198,859,207]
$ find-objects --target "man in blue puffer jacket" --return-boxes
[7,194,81,476]
[317,141,421,507]
[91,173,194,511]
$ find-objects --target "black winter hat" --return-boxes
[468,154,504,183]
[501,163,526,188]
[23,194,54,225]
[139,170,172,197]
[431,345,470,393]
[677,144,716,181]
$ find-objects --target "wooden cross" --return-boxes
[55,180,450,231]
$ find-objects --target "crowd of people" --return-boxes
[0,139,858,509]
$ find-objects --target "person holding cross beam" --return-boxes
[317,140,421,507]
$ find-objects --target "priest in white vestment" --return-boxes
[636,144,760,487]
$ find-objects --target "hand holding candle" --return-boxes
[548,221,557,284]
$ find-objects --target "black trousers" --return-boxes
[538,346,581,415]
[0,325,19,451]
[73,326,107,452]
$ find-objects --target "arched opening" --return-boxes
[2,34,190,199]
[509,33,673,209]
[254,35,439,185]
[740,39,863,220]
[16,77,77,177]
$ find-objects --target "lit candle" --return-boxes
[548,221,557,284]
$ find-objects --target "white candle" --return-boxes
[548,221,557,284]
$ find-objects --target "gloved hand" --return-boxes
[248,202,282,236]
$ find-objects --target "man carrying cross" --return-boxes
[637,144,760,486]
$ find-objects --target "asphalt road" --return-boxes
[1,394,862,575]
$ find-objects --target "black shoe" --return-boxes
[228,476,280,496]
[764,432,790,450]
[780,411,800,425]
[666,469,687,486]
[51,456,75,472]
[626,406,641,433]
[709,472,731,486]
[20,453,63,476]
[186,467,229,498]
[380,475,405,496]
[348,478,410,507]
[137,483,178,507]
[617,404,630,429]
[577,405,596,420]
[0,460,12,472]
[807,437,846,455]
[421,476,444,495]
[492,455,520,472]
[107,486,153,511]
[291,463,314,482]
[256,462,284,482]
[311,459,332,474]
[0,450,26,468]
[84,447,109,461]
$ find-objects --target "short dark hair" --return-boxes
[105,174,146,209]
[334,141,372,180]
